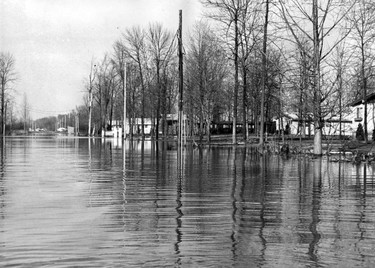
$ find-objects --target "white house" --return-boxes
[275,92,375,140]
[130,118,152,135]
[102,120,123,138]
[275,113,353,137]
[348,92,375,140]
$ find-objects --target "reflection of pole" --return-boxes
[123,137,126,178]
[178,10,183,148]
[175,162,183,260]
[122,137,127,215]
[123,62,127,139]
[176,12,184,249]
[363,164,367,198]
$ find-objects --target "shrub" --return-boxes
[356,123,364,141]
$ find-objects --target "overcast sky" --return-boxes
[0,0,203,119]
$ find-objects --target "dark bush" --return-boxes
[356,123,364,141]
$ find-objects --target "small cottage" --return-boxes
[349,92,375,140]
[274,113,352,137]
[274,93,375,140]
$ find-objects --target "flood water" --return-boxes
[0,137,374,267]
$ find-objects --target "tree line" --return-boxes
[2,0,374,155]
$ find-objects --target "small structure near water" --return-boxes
[275,92,375,141]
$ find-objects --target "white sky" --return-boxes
[0,0,203,119]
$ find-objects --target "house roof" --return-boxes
[278,112,351,123]
[326,118,352,124]
[350,92,375,106]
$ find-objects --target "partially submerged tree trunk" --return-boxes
[242,65,248,141]
[259,0,269,146]
[313,0,322,155]
[279,0,355,155]
[233,10,239,145]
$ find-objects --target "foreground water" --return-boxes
[0,137,374,267]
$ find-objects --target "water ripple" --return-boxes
[0,138,374,267]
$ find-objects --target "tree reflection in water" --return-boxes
[0,138,374,267]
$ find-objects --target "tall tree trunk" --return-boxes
[1,83,4,136]
[242,65,248,141]
[233,11,239,145]
[88,61,96,137]
[137,60,146,139]
[362,44,368,142]
[254,99,259,136]
[156,105,160,139]
[162,74,168,137]
[260,0,269,146]
[141,90,145,139]
[156,62,162,139]
[98,89,103,135]
[300,50,307,139]
[206,113,211,142]
[338,67,343,140]
[313,0,322,155]
[123,63,126,139]
[199,75,205,142]
[88,88,93,136]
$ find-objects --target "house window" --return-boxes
[354,107,363,122]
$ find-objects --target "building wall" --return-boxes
[347,103,375,140]
[275,103,375,140]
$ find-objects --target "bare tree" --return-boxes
[0,52,16,136]
[238,0,263,140]
[259,0,270,146]
[6,97,15,134]
[186,22,228,142]
[147,23,175,139]
[113,41,127,138]
[278,0,355,155]
[121,26,148,138]
[329,44,352,139]
[86,58,97,136]
[92,55,118,134]
[286,38,314,140]
[202,0,254,144]
[346,0,375,142]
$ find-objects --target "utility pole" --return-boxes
[88,86,93,136]
[3,102,6,136]
[178,10,183,148]
[76,112,79,136]
[88,61,96,137]
[123,62,127,139]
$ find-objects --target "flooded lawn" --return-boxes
[0,137,374,267]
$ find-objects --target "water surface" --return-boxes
[0,137,374,267]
